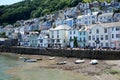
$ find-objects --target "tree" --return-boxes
[73,37,78,48]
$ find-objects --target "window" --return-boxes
[92,16,95,18]
[116,27,120,31]
[105,35,108,40]
[116,34,120,38]
[57,39,60,42]
[57,35,59,38]
[92,35,95,40]
[101,35,103,40]
[40,39,43,43]
[89,43,91,46]
[80,32,81,35]
[70,31,72,35]
[106,43,108,47]
[80,38,82,41]
[112,34,114,38]
[89,30,92,34]
[52,39,54,43]
[104,28,107,33]
[96,35,99,40]
[83,32,85,35]
[101,43,103,47]
[83,37,86,42]
[93,43,95,47]
[52,35,54,38]
[52,31,54,35]
[112,28,114,31]
[89,36,91,40]
[96,29,99,34]
[57,30,59,34]
[74,31,75,34]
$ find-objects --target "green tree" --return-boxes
[73,37,78,48]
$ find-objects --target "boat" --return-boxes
[49,57,55,60]
[36,58,42,60]
[90,60,98,65]
[24,59,37,62]
[75,60,85,64]
[19,56,26,59]
[57,61,67,65]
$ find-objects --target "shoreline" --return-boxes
[1,52,120,80]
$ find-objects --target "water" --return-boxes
[0,53,21,80]
[0,53,92,80]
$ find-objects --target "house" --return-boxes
[79,26,89,48]
[88,23,110,48]
[103,22,120,49]
[37,33,49,48]
[29,32,39,47]
[88,22,120,49]
[98,13,113,23]
[49,25,71,48]
[37,30,50,48]
[68,29,80,48]
[64,18,74,27]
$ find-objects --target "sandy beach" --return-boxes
[3,53,120,80]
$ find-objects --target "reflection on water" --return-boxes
[0,53,92,80]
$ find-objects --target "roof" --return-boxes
[99,13,113,16]
[0,38,8,41]
[88,22,120,29]
[49,25,71,30]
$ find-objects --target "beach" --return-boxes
[1,53,120,80]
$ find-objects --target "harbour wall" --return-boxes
[0,46,120,60]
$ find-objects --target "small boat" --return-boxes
[75,60,85,64]
[36,58,42,60]
[57,61,67,65]
[19,57,28,60]
[24,59,37,62]
[49,57,55,60]
[90,60,98,65]
[19,57,26,59]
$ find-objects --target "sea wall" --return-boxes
[0,46,120,60]
[8,46,120,60]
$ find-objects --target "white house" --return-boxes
[88,22,120,49]
[37,34,49,48]
[49,25,71,48]
[98,13,113,23]
[88,23,110,48]
[103,22,120,49]
[37,30,50,48]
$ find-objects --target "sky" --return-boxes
[0,0,22,5]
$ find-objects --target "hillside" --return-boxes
[0,0,112,26]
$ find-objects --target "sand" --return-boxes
[3,53,120,80]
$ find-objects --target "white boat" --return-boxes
[19,57,28,60]
[24,59,37,62]
[57,61,67,65]
[90,60,98,65]
[75,60,85,64]
[49,57,55,60]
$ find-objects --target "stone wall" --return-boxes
[9,47,120,60]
